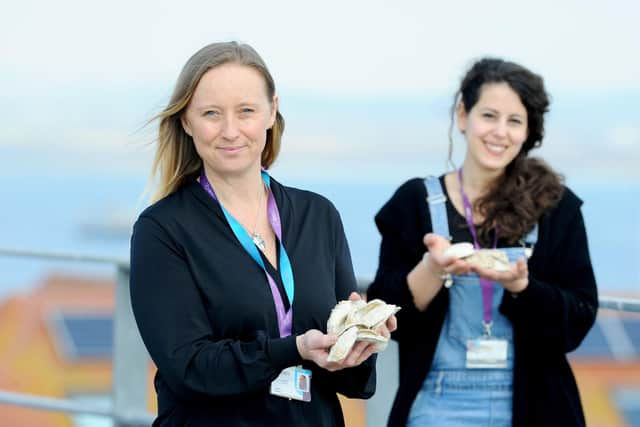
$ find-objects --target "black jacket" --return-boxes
[130,176,375,426]
[367,177,598,427]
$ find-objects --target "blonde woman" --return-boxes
[130,41,394,426]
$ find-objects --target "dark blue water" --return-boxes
[0,174,637,300]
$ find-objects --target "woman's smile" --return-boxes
[217,144,248,154]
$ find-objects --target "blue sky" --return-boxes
[0,0,638,181]
[0,0,638,292]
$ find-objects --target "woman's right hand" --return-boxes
[408,232,472,311]
[296,330,336,367]
[423,233,472,276]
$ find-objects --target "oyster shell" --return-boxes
[358,299,401,329]
[442,242,511,272]
[443,242,475,259]
[354,327,389,352]
[327,325,358,362]
[326,299,400,362]
[470,249,511,272]
[327,300,354,335]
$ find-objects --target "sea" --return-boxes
[0,171,638,301]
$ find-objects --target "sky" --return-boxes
[0,1,638,293]
[2,0,639,92]
[0,0,639,180]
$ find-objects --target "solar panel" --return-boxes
[52,313,113,360]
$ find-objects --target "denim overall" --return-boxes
[407,177,537,427]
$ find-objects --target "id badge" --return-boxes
[269,366,312,402]
[466,337,508,369]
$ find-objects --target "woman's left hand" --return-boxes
[470,257,529,294]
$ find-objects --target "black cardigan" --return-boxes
[130,176,375,427]
[367,177,598,427]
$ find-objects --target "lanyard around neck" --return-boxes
[457,168,498,332]
[200,169,294,337]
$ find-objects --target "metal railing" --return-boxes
[0,248,152,427]
[599,295,640,313]
[0,247,638,427]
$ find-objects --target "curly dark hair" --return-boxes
[451,58,565,246]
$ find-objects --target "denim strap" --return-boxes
[424,176,450,239]
[523,224,538,245]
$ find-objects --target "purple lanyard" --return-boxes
[457,168,498,331]
[200,170,293,337]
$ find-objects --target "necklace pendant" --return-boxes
[252,233,266,251]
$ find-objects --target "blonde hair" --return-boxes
[149,41,285,202]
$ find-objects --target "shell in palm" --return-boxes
[443,243,511,271]
[326,299,400,362]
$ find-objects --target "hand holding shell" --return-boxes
[326,299,400,362]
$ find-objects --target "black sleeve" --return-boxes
[366,179,433,343]
[314,205,376,399]
[129,216,302,400]
[500,202,599,354]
